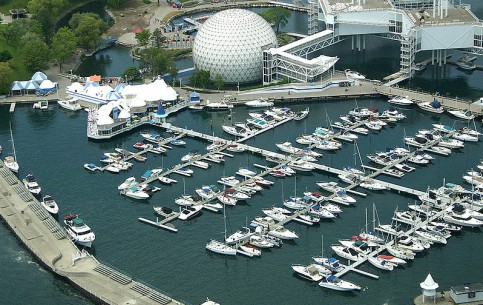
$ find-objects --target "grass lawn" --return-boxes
[0,0,31,14]
[0,25,30,80]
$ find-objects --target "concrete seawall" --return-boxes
[0,160,184,305]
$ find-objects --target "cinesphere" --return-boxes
[192,9,278,84]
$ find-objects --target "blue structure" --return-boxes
[190,91,200,103]
[31,71,47,84]
[155,104,167,118]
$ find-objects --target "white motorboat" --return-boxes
[252,176,274,187]
[294,107,310,121]
[448,109,475,120]
[236,167,257,178]
[33,100,49,110]
[458,127,481,137]
[40,195,59,215]
[217,176,240,187]
[331,245,362,261]
[380,108,406,120]
[345,69,365,80]
[23,173,41,195]
[84,163,100,172]
[364,121,383,131]
[205,99,233,111]
[222,125,250,137]
[348,107,374,118]
[268,226,299,240]
[132,142,152,150]
[312,257,345,272]
[279,164,296,176]
[245,98,274,108]
[438,137,464,149]
[386,245,415,260]
[429,221,462,232]
[319,275,361,291]
[303,191,325,202]
[359,231,384,244]
[4,155,19,173]
[158,176,177,184]
[217,193,237,206]
[224,188,251,200]
[206,140,226,151]
[315,140,342,151]
[276,142,301,154]
[181,151,201,162]
[178,205,202,220]
[407,155,430,165]
[226,144,246,152]
[317,181,339,192]
[291,264,331,281]
[309,205,336,219]
[432,124,455,133]
[58,97,82,111]
[170,139,186,146]
[442,211,483,227]
[121,186,150,200]
[64,214,95,247]
[376,224,404,236]
[283,198,309,210]
[246,118,269,129]
[360,178,387,191]
[225,227,253,244]
[388,95,414,106]
[330,189,356,206]
[452,132,478,142]
[196,185,220,199]
[397,235,428,251]
[367,256,396,271]
[415,230,447,244]
[188,103,204,110]
[335,131,358,142]
[288,159,315,172]
[175,194,197,206]
[118,177,137,190]
[238,243,262,257]
[192,160,210,169]
[206,239,237,256]
[249,235,275,248]
[262,208,290,222]
[377,255,407,265]
[417,100,444,114]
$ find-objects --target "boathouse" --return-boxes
[451,283,483,304]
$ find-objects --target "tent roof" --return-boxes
[67,82,84,92]
[24,80,40,89]
[190,91,200,98]
[39,79,56,89]
[83,81,99,90]
[97,114,114,125]
[10,81,24,90]
[106,91,121,101]
[115,83,126,93]
[31,71,47,82]
[420,273,439,290]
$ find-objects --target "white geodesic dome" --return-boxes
[192,9,277,84]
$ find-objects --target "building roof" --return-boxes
[452,283,483,294]
[420,273,439,290]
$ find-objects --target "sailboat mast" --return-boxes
[365,207,368,234]
[9,122,17,162]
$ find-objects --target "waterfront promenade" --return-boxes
[0,160,183,305]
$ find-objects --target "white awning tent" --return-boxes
[39,79,56,89]
[24,81,39,90]
[31,71,48,84]
[121,80,178,104]
[66,82,84,93]
[10,81,24,95]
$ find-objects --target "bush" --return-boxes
[143,0,151,3]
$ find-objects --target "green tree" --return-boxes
[69,13,108,50]
[198,70,210,89]
[52,27,77,72]
[0,50,13,62]
[0,62,14,95]
[136,29,151,47]
[166,60,178,84]
[107,0,122,9]
[138,47,177,77]
[122,66,141,82]
[151,28,165,49]
[21,39,50,72]
[2,19,40,45]
[259,7,291,34]
[27,0,68,16]
[189,71,199,88]
[214,73,224,91]
[31,7,56,43]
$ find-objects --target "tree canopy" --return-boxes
[52,27,77,72]
[259,7,291,34]
[0,62,15,94]
[69,13,108,50]
[122,66,141,82]
[215,73,224,91]
[136,29,151,47]
[21,38,50,72]
[2,19,42,46]
[27,0,68,16]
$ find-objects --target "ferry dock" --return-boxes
[0,160,184,305]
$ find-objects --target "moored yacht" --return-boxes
[40,195,59,215]
[64,214,95,247]
[291,264,331,281]
[319,275,361,291]
[23,173,41,195]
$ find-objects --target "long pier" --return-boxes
[0,160,183,305]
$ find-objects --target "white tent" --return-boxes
[97,114,114,125]
[31,71,48,84]
[129,98,146,107]
[24,81,39,90]
[39,79,56,89]
[67,82,84,93]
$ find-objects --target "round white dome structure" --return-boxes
[193,9,277,84]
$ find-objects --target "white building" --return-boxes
[451,283,483,304]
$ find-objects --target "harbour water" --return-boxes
[1,97,482,305]
[2,2,483,304]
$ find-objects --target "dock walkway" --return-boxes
[0,160,183,305]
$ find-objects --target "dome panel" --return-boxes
[193,9,277,84]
